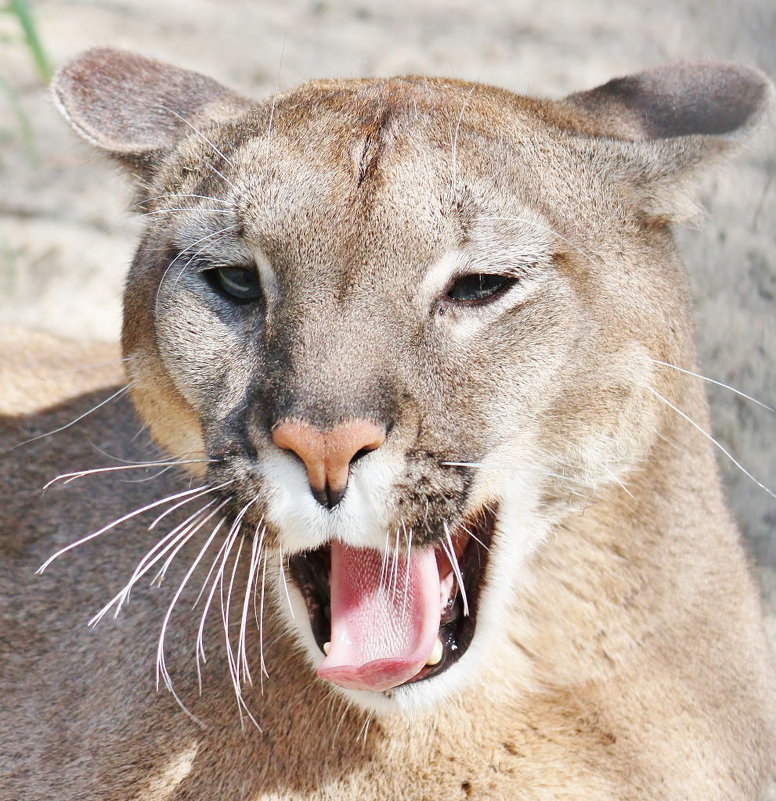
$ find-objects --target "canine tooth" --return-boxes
[426,638,444,666]
[323,642,331,656]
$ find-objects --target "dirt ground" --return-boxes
[1,0,774,634]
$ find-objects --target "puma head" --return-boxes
[54,49,773,713]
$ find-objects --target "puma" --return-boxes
[1,49,774,800]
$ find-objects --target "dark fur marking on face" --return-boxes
[350,79,439,190]
[356,132,382,188]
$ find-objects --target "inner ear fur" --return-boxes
[53,48,252,175]
[563,61,774,221]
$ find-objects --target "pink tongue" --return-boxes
[317,541,441,692]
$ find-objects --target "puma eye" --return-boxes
[207,266,261,302]
[446,273,516,304]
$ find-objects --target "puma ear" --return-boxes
[565,61,772,140]
[564,62,774,220]
[52,48,252,177]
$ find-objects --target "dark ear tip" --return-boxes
[649,60,774,133]
[567,59,774,141]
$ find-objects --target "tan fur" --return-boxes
[1,51,775,800]
[0,327,122,415]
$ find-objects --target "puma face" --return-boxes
[54,50,772,714]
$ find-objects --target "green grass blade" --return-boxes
[9,0,52,83]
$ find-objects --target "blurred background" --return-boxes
[0,0,774,626]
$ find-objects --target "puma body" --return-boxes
[1,52,775,799]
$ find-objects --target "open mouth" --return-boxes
[287,506,496,693]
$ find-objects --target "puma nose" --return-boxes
[271,420,386,509]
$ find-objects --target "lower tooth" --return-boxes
[426,637,444,666]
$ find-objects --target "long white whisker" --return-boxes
[401,523,411,617]
[458,523,490,552]
[150,480,234,530]
[391,528,401,599]
[649,358,774,412]
[192,499,249,610]
[193,493,256,673]
[194,507,264,729]
[278,541,294,619]
[224,532,246,645]
[154,224,239,312]
[239,523,264,686]
[154,505,230,727]
[195,526,237,692]
[645,385,776,500]
[134,208,234,218]
[379,528,391,591]
[258,544,270,687]
[195,523,236,687]
[14,384,130,449]
[601,464,635,500]
[223,534,247,724]
[44,458,216,490]
[251,528,266,633]
[262,34,285,157]
[121,465,179,484]
[450,85,476,197]
[265,93,278,156]
[151,500,224,588]
[137,192,235,209]
[37,483,212,573]
[169,514,225,670]
[156,104,237,169]
[143,503,217,580]
[204,159,238,191]
[90,500,218,625]
[443,522,469,617]
[85,440,181,465]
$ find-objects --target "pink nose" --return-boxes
[272,420,386,508]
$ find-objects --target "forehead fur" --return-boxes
[53,51,774,233]
[222,75,598,182]
[156,77,602,265]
